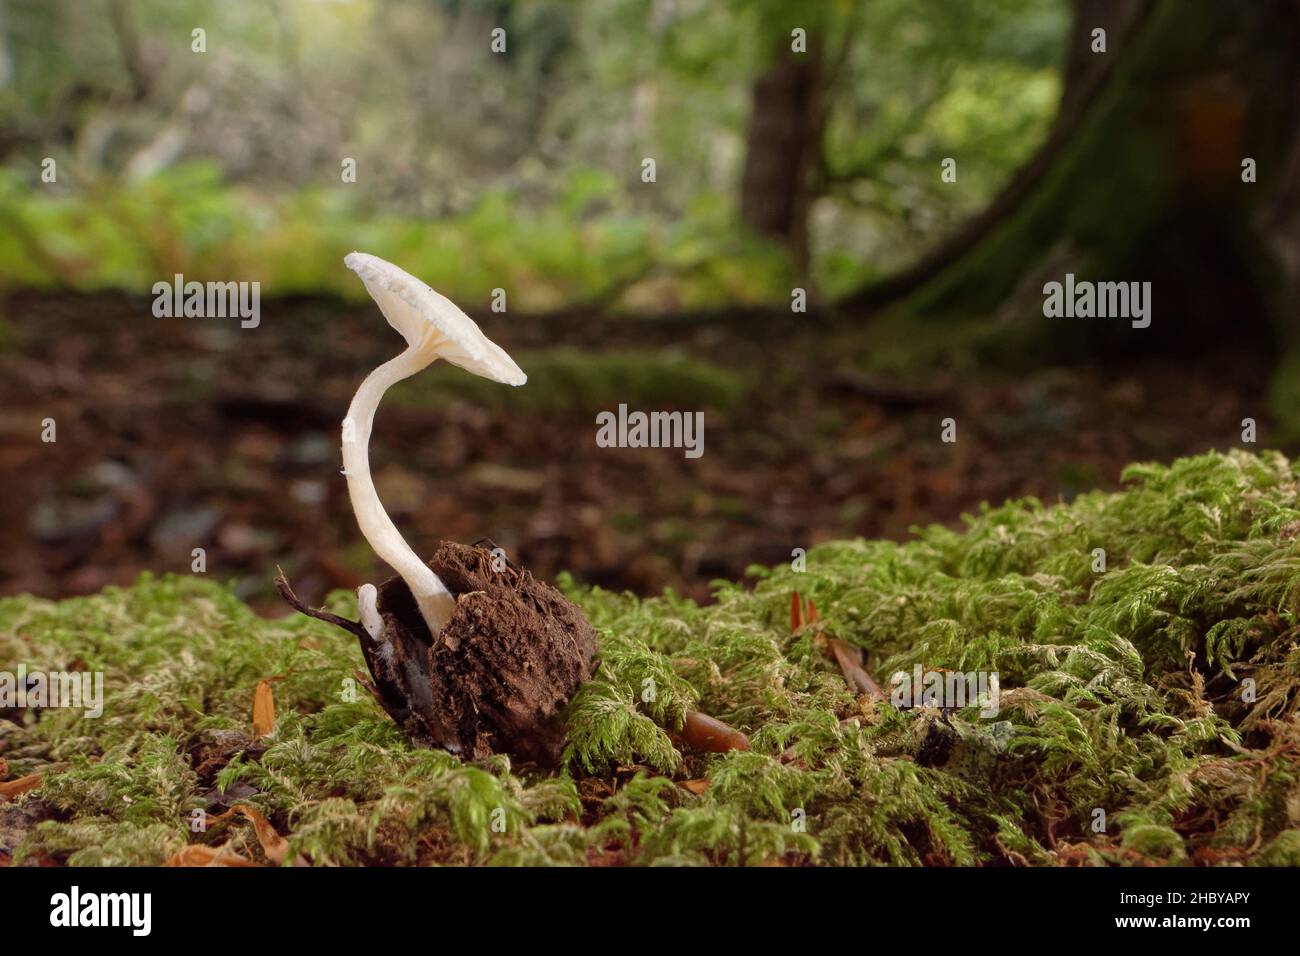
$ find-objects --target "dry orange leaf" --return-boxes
[806,599,820,624]
[790,591,804,632]
[0,773,42,801]
[252,679,275,738]
[233,804,289,864]
[166,845,260,867]
[679,778,711,796]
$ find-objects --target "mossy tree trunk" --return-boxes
[843,0,1300,364]
[1056,0,1144,125]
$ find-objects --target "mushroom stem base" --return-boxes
[277,542,597,767]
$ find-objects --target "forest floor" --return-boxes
[3,449,1298,866]
[0,291,1278,611]
[1,293,1297,866]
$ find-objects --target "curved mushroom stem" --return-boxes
[357,583,385,642]
[342,347,456,635]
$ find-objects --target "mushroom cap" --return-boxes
[344,252,526,386]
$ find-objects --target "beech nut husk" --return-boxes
[280,541,597,767]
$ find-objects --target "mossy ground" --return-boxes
[3,450,1300,866]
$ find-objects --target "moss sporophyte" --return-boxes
[6,441,1300,863]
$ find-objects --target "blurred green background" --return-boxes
[0,0,1066,307]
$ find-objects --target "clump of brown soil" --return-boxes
[278,541,597,766]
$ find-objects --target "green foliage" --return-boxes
[0,165,792,311]
[816,0,1066,291]
[4,450,1300,865]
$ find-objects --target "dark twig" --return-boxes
[273,568,372,645]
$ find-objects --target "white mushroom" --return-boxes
[341,252,525,637]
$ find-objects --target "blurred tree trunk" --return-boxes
[739,41,824,272]
[1056,0,1143,124]
[842,0,1300,362]
[106,0,150,102]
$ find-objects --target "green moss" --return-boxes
[3,450,1300,866]
[16,821,185,867]
[40,736,199,824]
[1256,830,1300,866]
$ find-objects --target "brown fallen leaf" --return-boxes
[678,778,711,796]
[677,711,750,753]
[790,591,804,632]
[252,680,275,738]
[165,844,260,867]
[827,638,887,702]
[806,599,820,624]
[233,804,289,864]
[0,757,8,780]
[0,773,42,801]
